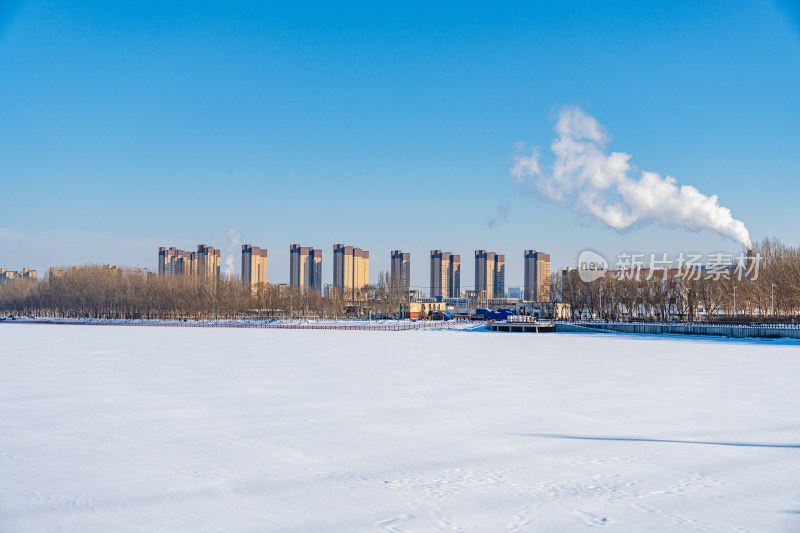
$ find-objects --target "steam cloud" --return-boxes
[510,106,752,248]
[224,227,242,278]
[488,202,511,229]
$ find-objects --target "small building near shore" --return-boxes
[409,299,447,319]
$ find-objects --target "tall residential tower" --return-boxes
[475,250,505,299]
[390,250,411,292]
[333,244,370,298]
[430,250,460,299]
[290,244,322,291]
[157,246,197,276]
[196,245,221,279]
[242,245,268,288]
[524,250,551,302]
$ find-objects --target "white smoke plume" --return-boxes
[488,202,511,229]
[224,227,242,278]
[510,106,752,248]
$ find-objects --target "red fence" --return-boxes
[3,319,470,331]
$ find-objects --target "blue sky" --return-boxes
[1,0,799,290]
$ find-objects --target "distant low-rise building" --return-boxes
[48,266,101,279]
[409,299,447,319]
[0,268,37,284]
[463,290,486,309]
[443,297,468,310]
[409,289,425,301]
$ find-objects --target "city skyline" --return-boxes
[0,232,769,294]
[1,2,799,288]
[151,242,546,296]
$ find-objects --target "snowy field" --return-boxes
[1,325,799,532]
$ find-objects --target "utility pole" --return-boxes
[733,286,736,318]
[771,284,775,318]
[599,287,603,322]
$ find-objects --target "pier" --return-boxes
[488,322,555,333]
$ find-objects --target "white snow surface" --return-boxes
[1,324,799,532]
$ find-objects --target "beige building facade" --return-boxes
[158,246,197,276]
[290,244,322,291]
[333,244,369,298]
[390,250,410,292]
[242,245,268,288]
[0,268,36,284]
[475,250,505,299]
[430,250,460,298]
[524,250,551,302]
[196,245,220,279]
[158,244,221,278]
[409,299,447,319]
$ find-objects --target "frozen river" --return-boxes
[1,324,799,531]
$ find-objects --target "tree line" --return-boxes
[557,238,800,322]
[0,268,408,321]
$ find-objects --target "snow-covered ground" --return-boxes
[1,325,799,532]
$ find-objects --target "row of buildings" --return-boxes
[1,266,139,284]
[0,268,37,284]
[288,244,370,298]
[404,249,549,302]
[158,244,552,302]
[157,245,222,278]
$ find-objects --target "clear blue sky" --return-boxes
[1,0,799,290]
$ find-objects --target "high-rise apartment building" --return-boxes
[430,250,461,298]
[0,268,36,284]
[241,245,268,288]
[177,251,196,276]
[158,246,197,276]
[390,250,411,292]
[290,244,322,291]
[475,250,505,299]
[333,244,369,298]
[524,250,551,302]
[158,247,178,276]
[196,245,221,279]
